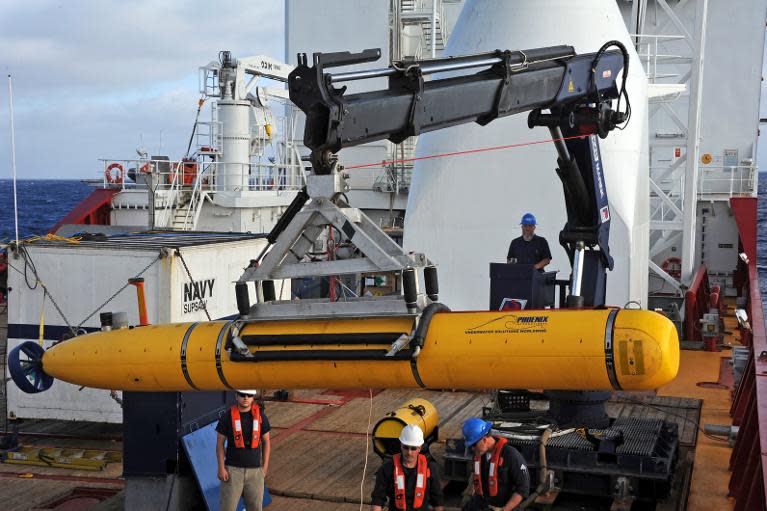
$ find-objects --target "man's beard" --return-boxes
[522,233,533,242]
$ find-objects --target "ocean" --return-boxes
[0,179,92,242]
[1,176,766,296]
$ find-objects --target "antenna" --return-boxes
[7,75,19,245]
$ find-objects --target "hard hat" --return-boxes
[236,389,258,396]
[520,213,537,226]
[462,418,492,448]
[399,424,425,447]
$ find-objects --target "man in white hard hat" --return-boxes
[216,390,271,511]
[371,424,444,510]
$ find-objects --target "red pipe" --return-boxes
[128,278,149,326]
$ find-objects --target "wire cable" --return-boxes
[344,134,588,170]
[359,388,373,511]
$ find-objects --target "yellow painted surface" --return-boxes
[658,349,736,510]
[42,309,679,392]
[371,397,439,448]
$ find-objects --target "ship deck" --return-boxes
[0,303,742,510]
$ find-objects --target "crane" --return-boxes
[9,42,678,396]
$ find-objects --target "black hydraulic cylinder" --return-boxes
[403,269,418,313]
[266,187,309,245]
[235,282,250,317]
[424,265,439,301]
[262,280,276,302]
[549,126,591,228]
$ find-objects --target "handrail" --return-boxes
[697,165,757,197]
[98,159,304,194]
[728,259,767,508]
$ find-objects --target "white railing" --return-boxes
[629,33,688,83]
[697,165,757,198]
[400,0,448,58]
[99,158,305,229]
[99,159,304,193]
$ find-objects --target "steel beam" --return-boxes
[680,0,708,285]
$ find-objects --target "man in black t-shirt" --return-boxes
[507,213,551,270]
[371,425,444,511]
[216,389,271,511]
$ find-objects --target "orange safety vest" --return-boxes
[230,404,261,449]
[392,453,429,510]
[473,437,508,497]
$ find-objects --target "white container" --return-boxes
[404,0,649,310]
[6,233,284,422]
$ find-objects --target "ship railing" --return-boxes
[629,33,689,83]
[697,164,757,198]
[728,254,767,509]
[99,158,305,229]
[99,159,305,194]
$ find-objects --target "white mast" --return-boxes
[7,75,19,245]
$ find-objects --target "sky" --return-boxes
[0,0,285,180]
[1,1,766,180]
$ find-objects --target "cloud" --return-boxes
[0,0,285,179]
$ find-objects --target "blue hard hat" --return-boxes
[462,418,492,448]
[520,213,537,226]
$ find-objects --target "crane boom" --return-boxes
[287,43,631,306]
[288,45,628,172]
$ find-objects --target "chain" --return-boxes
[176,249,212,321]
[76,254,162,331]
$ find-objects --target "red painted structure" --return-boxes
[728,197,766,510]
[49,188,117,234]
[684,264,711,343]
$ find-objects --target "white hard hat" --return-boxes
[399,424,425,447]
[236,389,258,396]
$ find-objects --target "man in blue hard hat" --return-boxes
[506,213,551,270]
[461,418,529,511]
[371,424,445,510]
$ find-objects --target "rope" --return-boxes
[359,388,373,511]
[176,249,212,321]
[343,133,589,170]
[23,234,82,245]
[75,254,162,332]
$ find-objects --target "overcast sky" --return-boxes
[0,0,284,180]
[1,1,766,180]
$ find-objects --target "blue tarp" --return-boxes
[181,422,271,510]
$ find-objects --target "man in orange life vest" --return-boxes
[462,418,529,511]
[371,424,445,511]
[216,389,271,511]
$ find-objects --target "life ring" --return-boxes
[105,163,124,184]
[661,257,682,279]
[139,163,151,174]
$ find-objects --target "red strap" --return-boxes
[230,405,261,449]
[412,454,428,508]
[392,453,429,509]
[472,437,507,497]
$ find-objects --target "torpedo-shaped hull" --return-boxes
[41,308,678,392]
